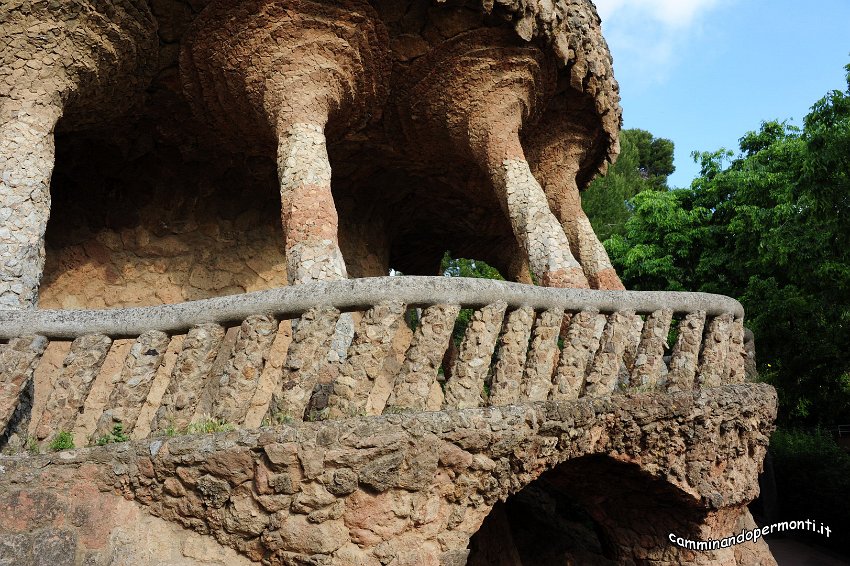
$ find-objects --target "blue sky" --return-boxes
[595,0,850,188]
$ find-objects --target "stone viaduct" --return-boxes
[0,0,776,564]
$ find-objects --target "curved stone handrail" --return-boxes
[0,276,743,339]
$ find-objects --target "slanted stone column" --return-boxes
[490,160,587,288]
[396,29,588,288]
[526,111,625,290]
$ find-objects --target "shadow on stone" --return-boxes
[468,454,706,565]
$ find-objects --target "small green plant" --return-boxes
[263,411,295,427]
[306,408,329,422]
[96,423,130,446]
[165,425,177,437]
[185,416,235,435]
[49,431,74,452]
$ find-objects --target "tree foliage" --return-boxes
[583,129,675,241]
[606,63,850,425]
[440,251,504,280]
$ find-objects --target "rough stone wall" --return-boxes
[0,383,777,566]
[39,211,289,309]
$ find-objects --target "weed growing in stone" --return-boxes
[306,408,329,422]
[262,411,295,427]
[185,416,235,434]
[96,423,130,446]
[49,431,74,451]
[481,385,490,401]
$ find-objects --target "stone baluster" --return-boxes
[326,301,407,419]
[666,311,707,393]
[728,318,747,384]
[269,307,340,422]
[34,333,112,442]
[444,302,507,409]
[385,304,460,413]
[489,307,535,406]
[0,335,48,436]
[619,313,645,388]
[697,313,734,389]
[209,315,279,425]
[520,309,564,402]
[92,330,170,440]
[131,334,186,440]
[152,323,225,433]
[584,311,637,398]
[551,310,607,401]
[629,309,673,389]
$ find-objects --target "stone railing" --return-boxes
[0,277,746,451]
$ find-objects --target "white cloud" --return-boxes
[593,0,729,86]
[594,0,723,29]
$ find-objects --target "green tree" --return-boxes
[606,63,850,425]
[440,251,504,280]
[627,128,676,190]
[583,129,675,241]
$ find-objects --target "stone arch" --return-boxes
[468,454,718,566]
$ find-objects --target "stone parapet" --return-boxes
[1,278,749,450]
[0,383,777,565]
